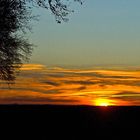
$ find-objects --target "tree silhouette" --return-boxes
[0,0,32,82]
[27,0,83,23]
[0,0,82,82]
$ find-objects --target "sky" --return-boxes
[30,0,140,67]
[1,0,140,106]
[1,64,140,106]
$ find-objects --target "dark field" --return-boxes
[0,105,140,139]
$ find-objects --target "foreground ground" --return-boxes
[0,105,139,139]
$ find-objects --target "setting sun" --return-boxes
[94,99,112,106]
[99,102,108,107]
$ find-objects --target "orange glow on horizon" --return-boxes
[94,99,115,106]
[1,63,140,105]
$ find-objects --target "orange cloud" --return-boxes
[20,64,46,71]
[1,64,140,105]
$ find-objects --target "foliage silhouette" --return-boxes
[0,0,82,82]
[0,0,33,82]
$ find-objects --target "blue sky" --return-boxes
[30,0,140,67]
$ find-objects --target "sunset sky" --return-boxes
[1,0,140,105]
[1,64,140,105]
[31,0,140,67]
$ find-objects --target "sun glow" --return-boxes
[94,99,112,106]
[99,102,108,107]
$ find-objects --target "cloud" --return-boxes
[41,81,61,86]
[0,97,79,105]
[1,64,140,105]
[76,86,87,91]
[110,91,140,99]
[64,80,95,85]
[20,64,46,71]
[76,72,136,79]
[106,91,140,105]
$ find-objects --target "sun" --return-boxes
[99,102,108,107]
[94,99,110,107]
